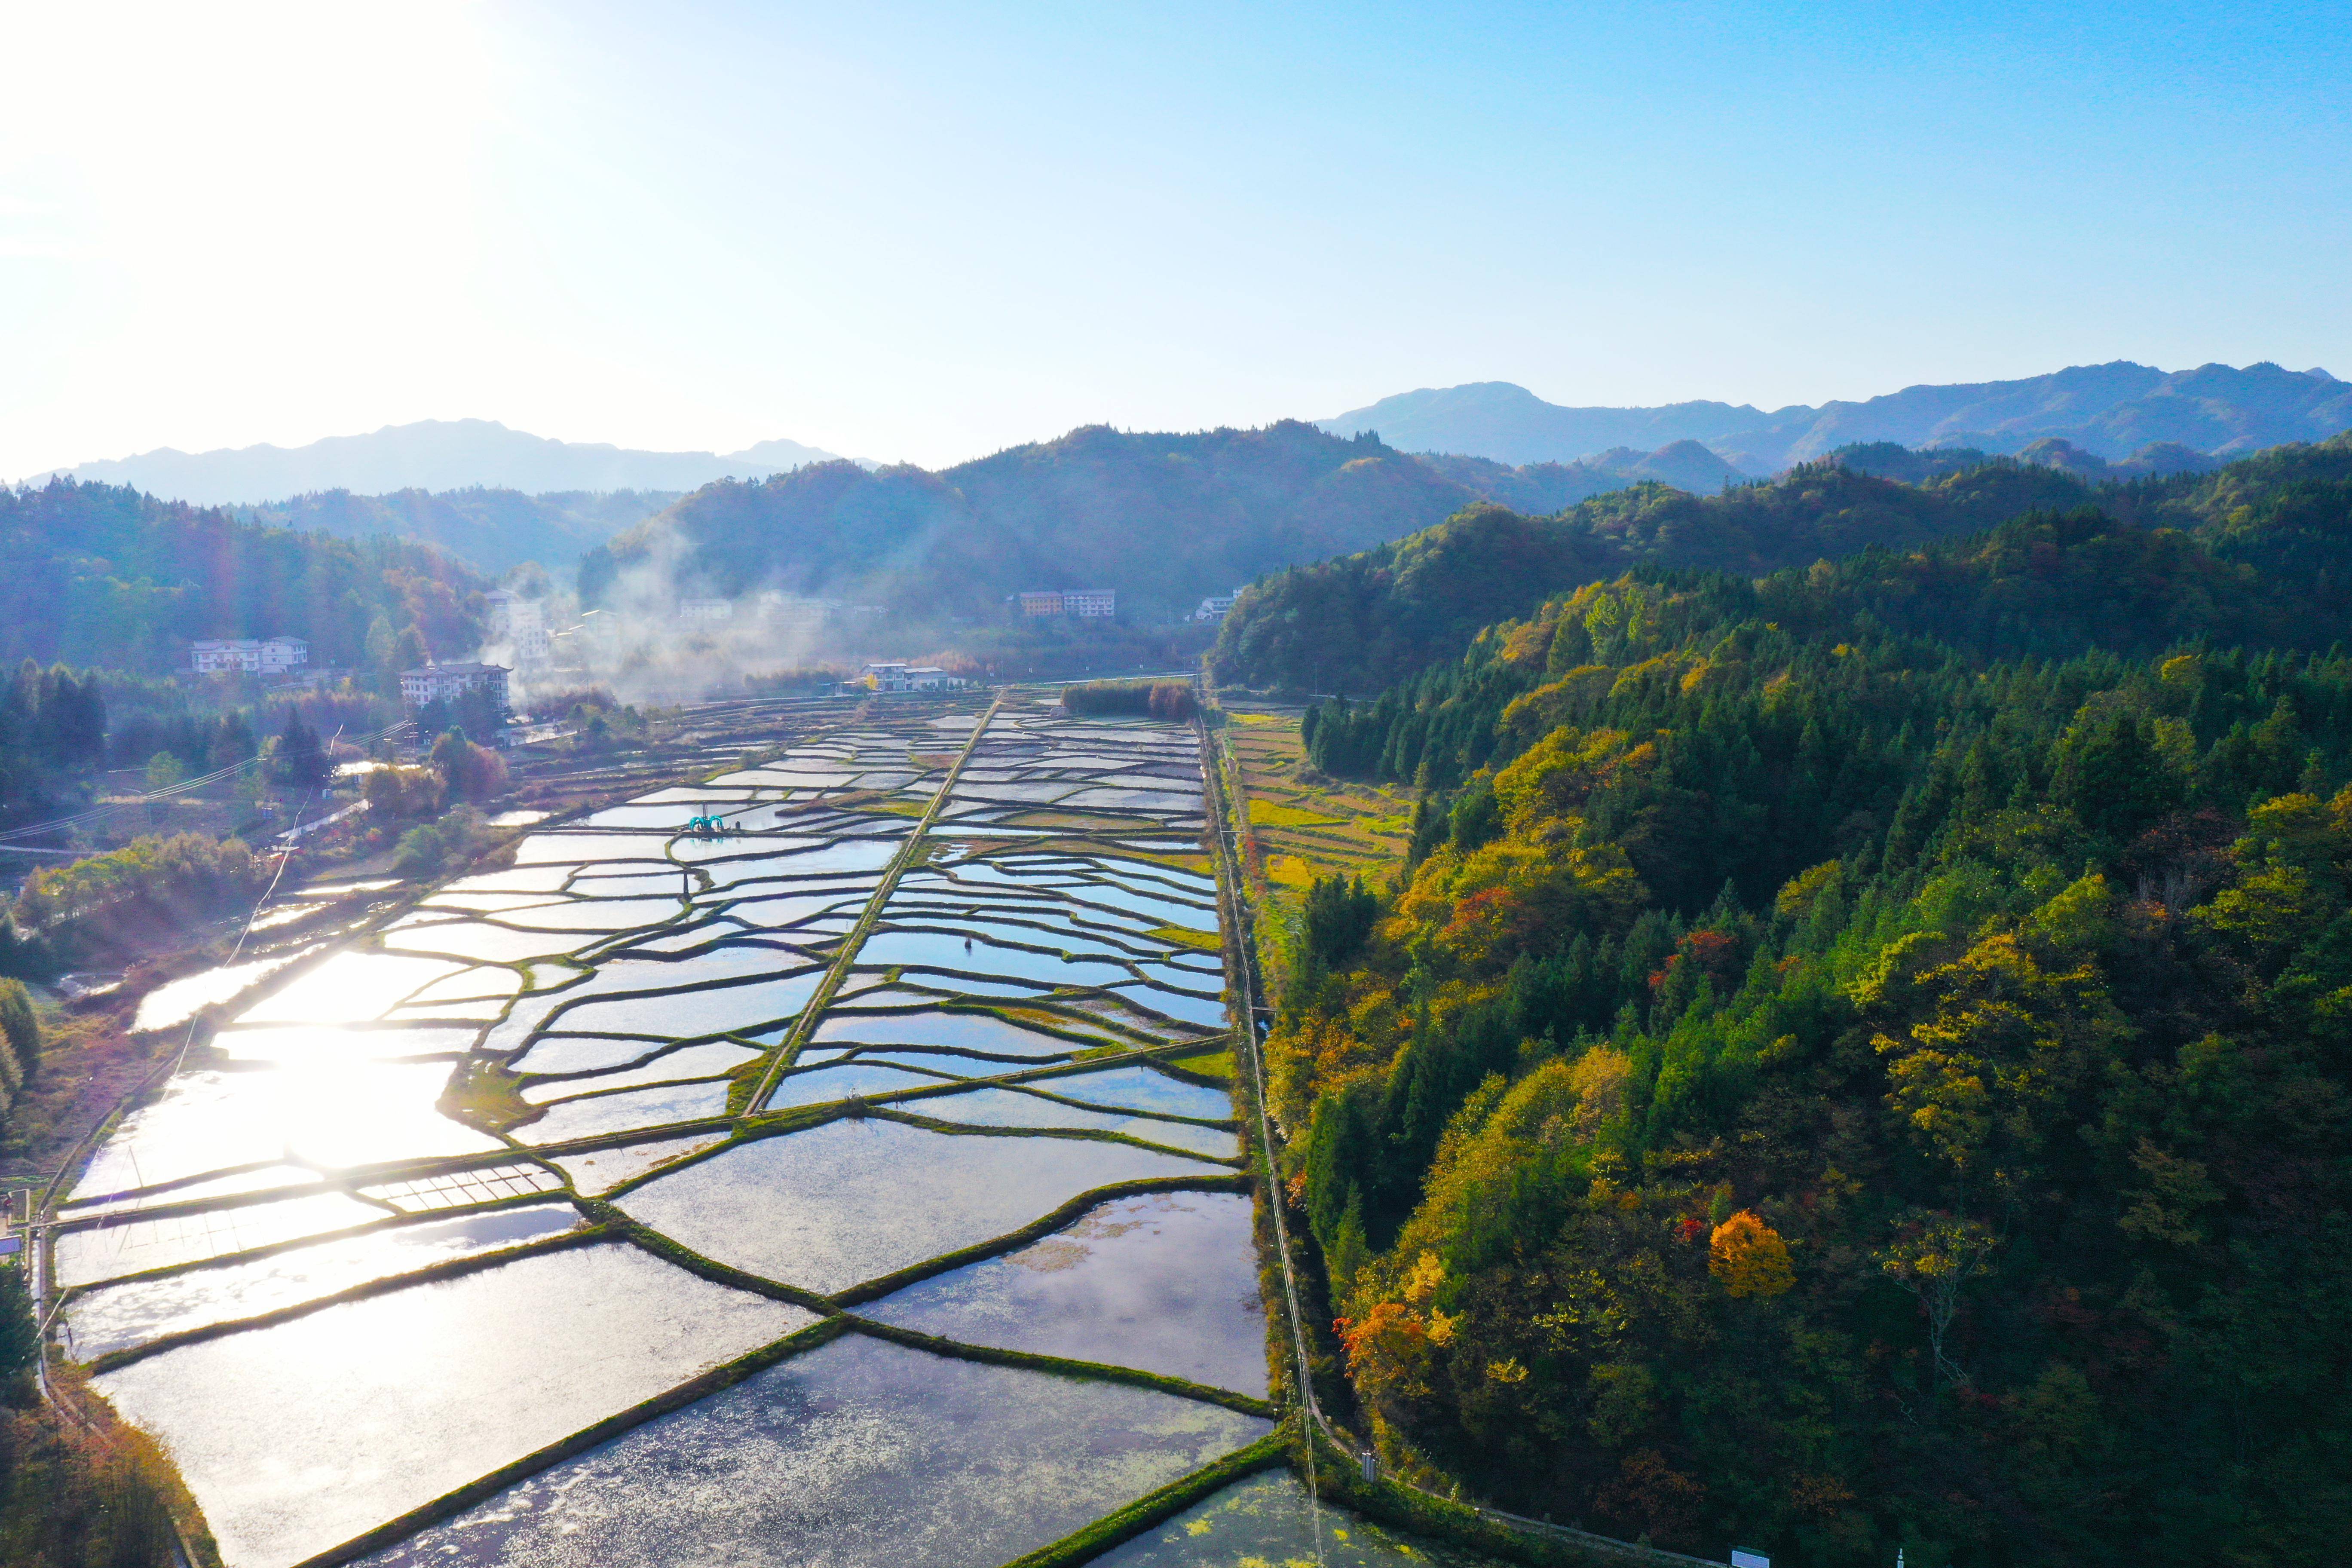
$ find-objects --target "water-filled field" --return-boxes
[51,696,1370,1567]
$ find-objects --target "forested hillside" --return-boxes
[247,486,674,577]
[589,422,2198,634]
[586,422,1485,622]
[0,479,490,670]
[594,422,1878,626]
[1213,454,2093,693]
[1260,463,2352,1565]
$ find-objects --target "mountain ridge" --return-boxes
[590,424,1840,623]
[1322,361,2350,471]
[26,418,858,507]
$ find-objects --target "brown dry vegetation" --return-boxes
[0,996,168,1191]
[0,1372,219,1568]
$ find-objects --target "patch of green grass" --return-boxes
[1246,801,1348,828]
[1147,924,1221,951]
[438,1060,531,1133]
[1164,1047,1236,1079]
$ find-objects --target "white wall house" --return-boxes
[400,662,511,710]
[678,597,735,625]
[191,637,308,676]
[860,662,965,693]
[1191,587,1245,624]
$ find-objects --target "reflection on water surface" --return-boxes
[61,701,1286,1568]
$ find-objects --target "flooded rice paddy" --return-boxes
[47,696,1365,1566]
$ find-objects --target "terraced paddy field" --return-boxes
[34,691,1491,1568]
[1219,705,1411,895]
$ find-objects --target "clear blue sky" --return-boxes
[3,0,2345,474]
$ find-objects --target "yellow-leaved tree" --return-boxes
[1709,1210,1794,1298]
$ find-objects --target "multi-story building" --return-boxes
[191,637,309,676]
[678,597,735,625]
[400,662,511,711]
[1017,589,1116,619]
[484,591,551,665]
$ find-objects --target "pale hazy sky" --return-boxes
[3,0,2346,476]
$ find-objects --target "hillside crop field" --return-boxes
[1222,707,1412,897]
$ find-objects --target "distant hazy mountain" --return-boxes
[28,419,855,506]
[1832,439,2223,486]
[1415,439,1750,513]
[1321,362,2352,472]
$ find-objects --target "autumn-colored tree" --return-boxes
[428,728,510,802]
[1709,1210,1794,1298]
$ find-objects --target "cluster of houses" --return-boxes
[189,634,508,718]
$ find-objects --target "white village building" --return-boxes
[191,637,309,676]
[484,591,551,665]
[1191,587,1246,624]
[399,662,511,710]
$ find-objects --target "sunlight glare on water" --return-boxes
[95,1243,815,1568]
